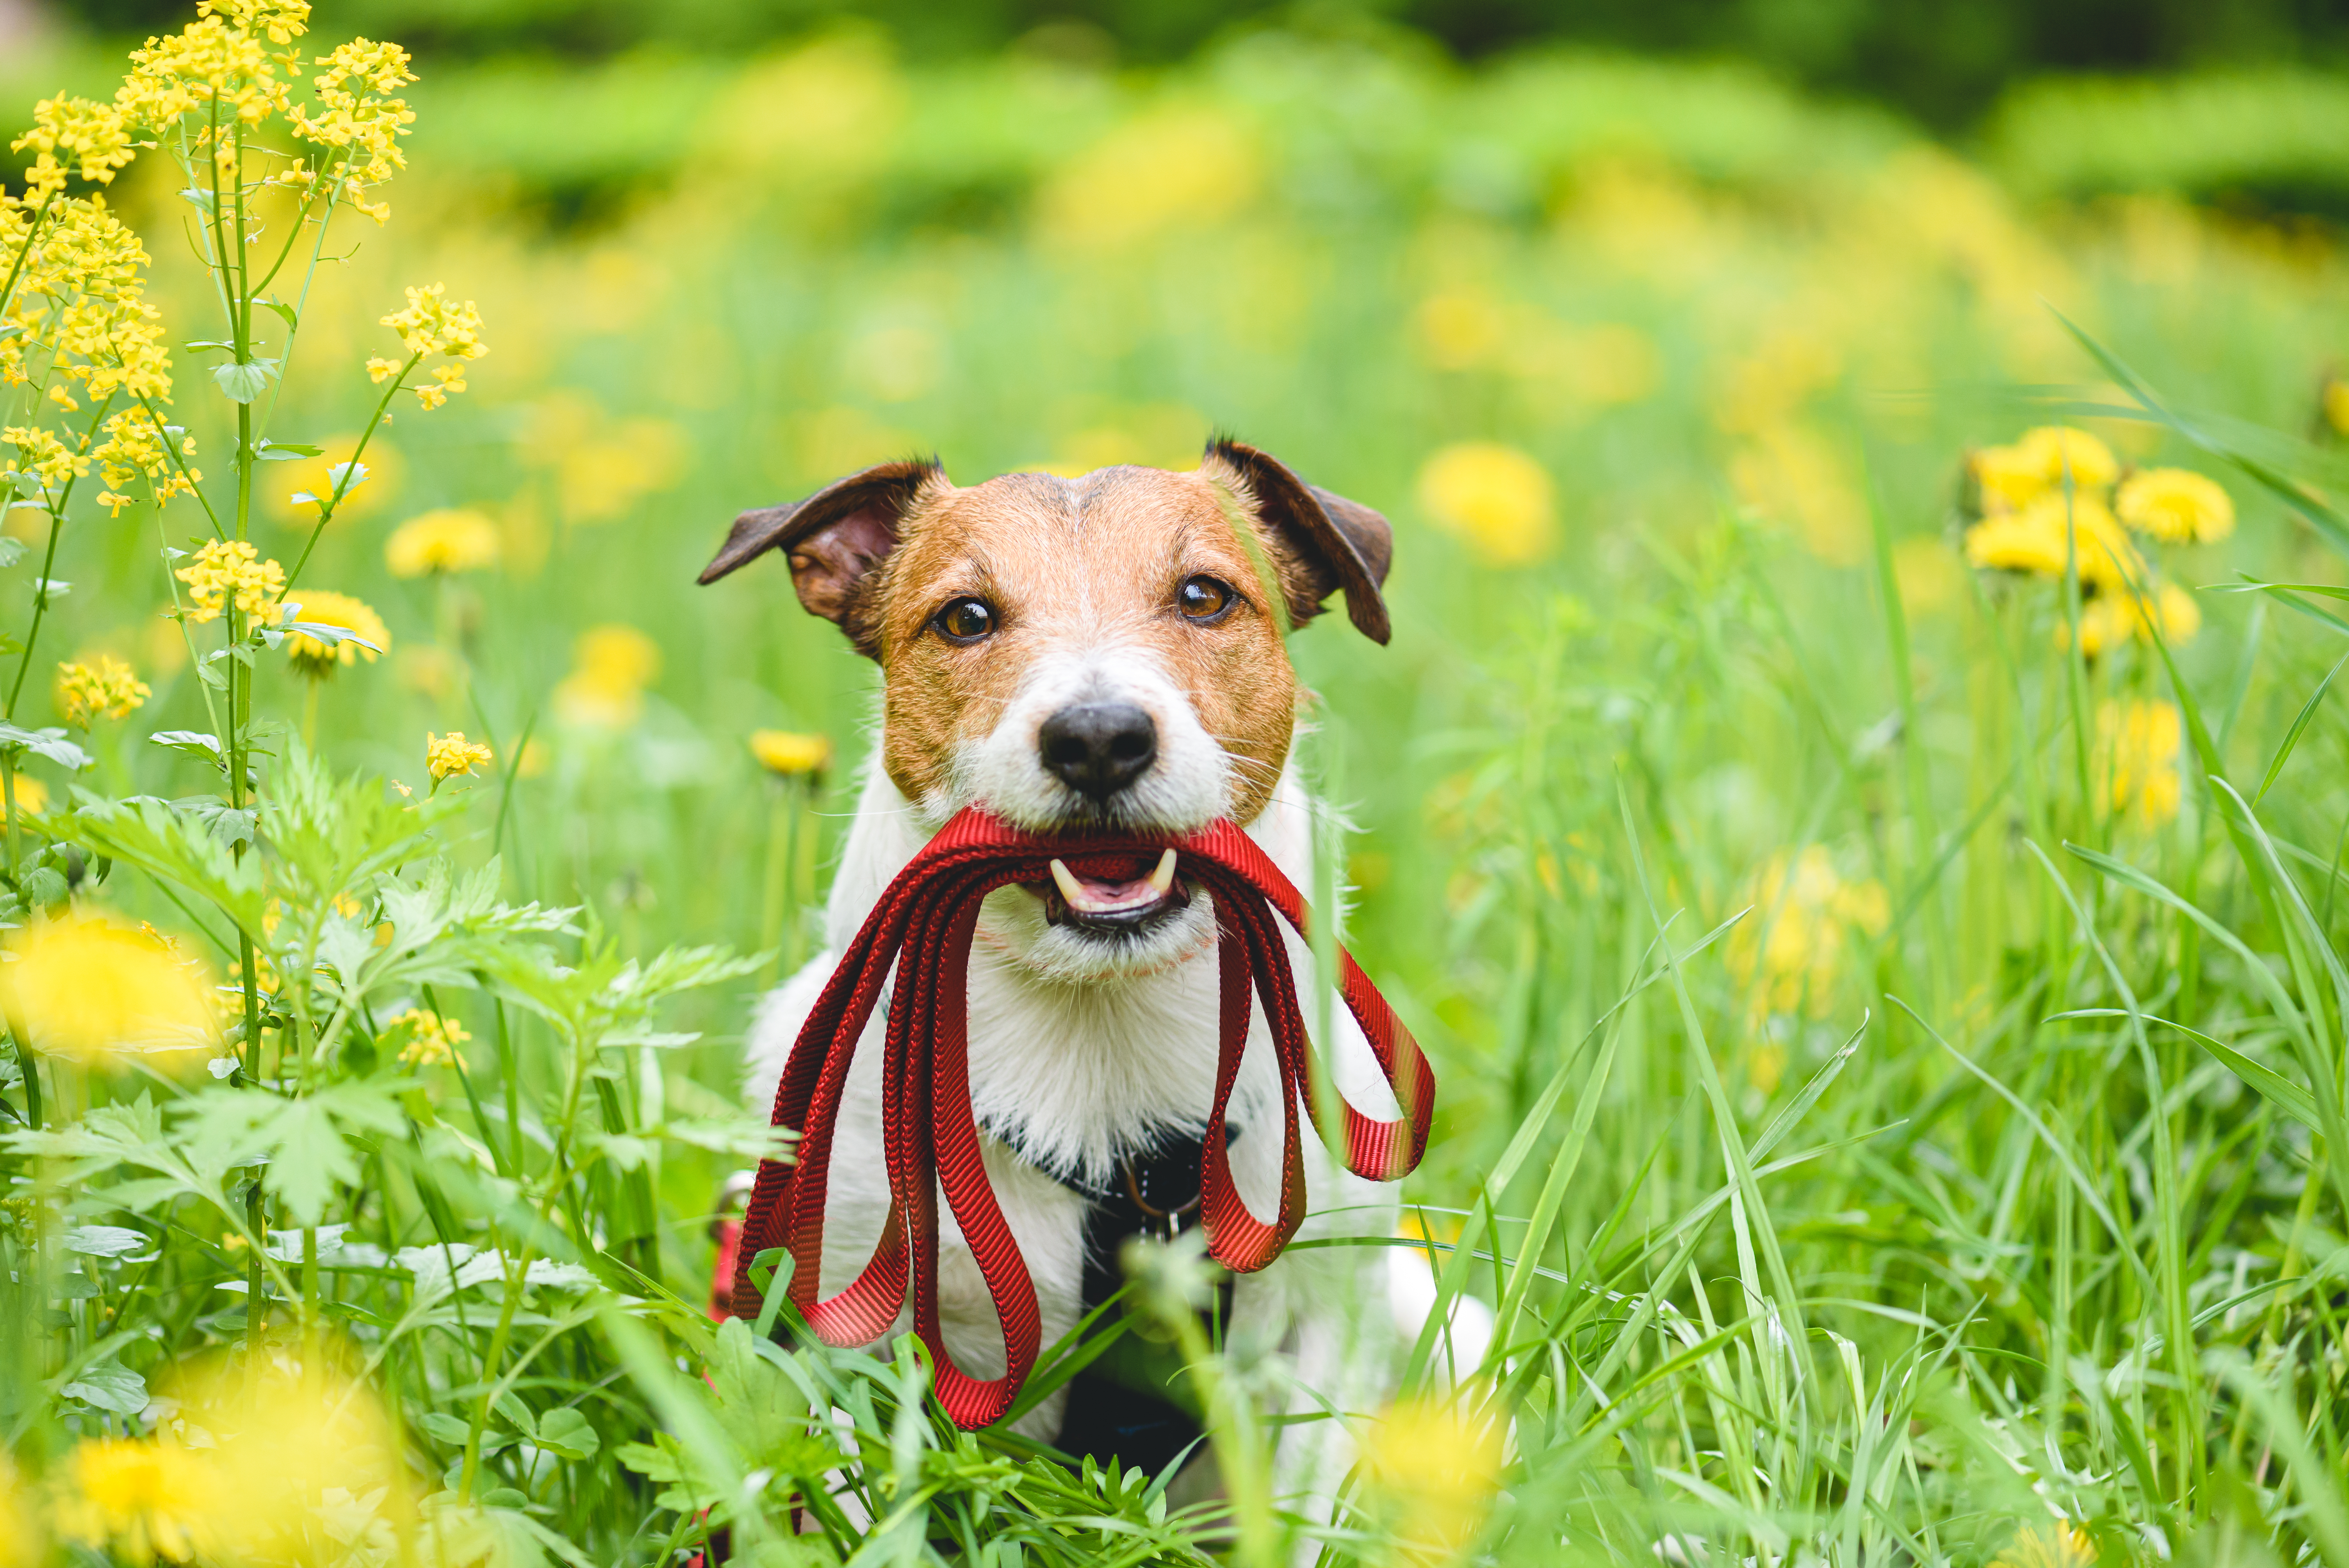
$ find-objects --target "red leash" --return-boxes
[727,806,1435,1429]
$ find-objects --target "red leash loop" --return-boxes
[729,807,1435,1429]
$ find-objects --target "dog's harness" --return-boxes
[727,805,1435,1430]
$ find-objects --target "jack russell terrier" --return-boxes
[703,439,1467,1487]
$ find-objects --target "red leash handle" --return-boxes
[729,807,1435,1429]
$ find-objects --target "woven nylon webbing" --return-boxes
[728,806,1435,1429]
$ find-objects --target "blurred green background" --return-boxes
[7,0,2349,1194]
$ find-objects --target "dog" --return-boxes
[706,439,1440,1493]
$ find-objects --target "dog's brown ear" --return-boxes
[699,458,943,652]
[1204,439,1392,645]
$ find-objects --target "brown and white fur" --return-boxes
[705,441,1460,1496]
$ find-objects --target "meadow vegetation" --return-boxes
[9,4,2349,1564]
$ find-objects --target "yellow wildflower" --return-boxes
[1971,426,2119,513]
[750,729,832,777]
[1415,441,1556,565]
[390,1005,469,1068]
[2115,467,2235,544]
[290,37,417,213]
[2066,582,2201,655]
[51,1437,220,1564]
[1726,846,1890,1017]
[1964,494,2142,586]
[10,96,135,192]
[4,426,88,489]
[1361,1399,1505,1563]
[54,656,151,727]
[425,731,492,782]
[2,920,217,1062]
[365,356,401,384]
[174,540,285,624]
[383,507,499,577]
[377,283,488,408]
[1992,1523,2099,1568]
[0,1452,45,1567]
[2324,376,2349,439]
[554,624,661,729]
[92,408,198,504]
[9,776,50,815]
[283,590,390,675]
[2098,699,2183,824]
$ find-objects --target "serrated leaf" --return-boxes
[149,730,223,760]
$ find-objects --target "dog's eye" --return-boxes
[932,597,996,644]
[1176,576,1235,622]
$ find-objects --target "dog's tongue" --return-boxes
[1049,850,1178,914]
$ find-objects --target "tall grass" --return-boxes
[9,17,2349,1566]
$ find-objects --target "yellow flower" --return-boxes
[2098,699,2183,824]
[554,624,661,729]
[390,1005,469,1067]
[1361,1399,1505,1563]
[174,540,285,624]
[376,283,488,407]
[2325,376,2349,438]
[1726,846,1890,1018]
[54,656,150,727]
[1416,441,1556,565]
[1992,1523,2099,1568]
[750,729,832,777]
[2115,467,2235,544]
[2065,582,2201,655]
[4,426,89,489]
[383,507,499,577]
[425,731,492,782]
[0,1452,45,1568]
[282,589,389,676]
[1972,426,2119,513]
[92,408,198,504]
[1964,494,2142,586]
[2,920,217,1062]
[51,1437,219,1564]
[9,776,50,815]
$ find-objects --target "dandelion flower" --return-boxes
[2066,582,2200,655]
[425,732,492,782]
[390,1006,469,1068]
[1993,1523,2099,1568]
[1362,1399,1505,1560]
[384,507,499,577]
[3,920,216,1062]
[1972,426,2119,513]
[175,540,285,624]
[2115,467,2235,544]
[8,776,50,815]
[1964,494,2142,586]
[282,590,390,676]
[750,729,831,777]
[0,1452,44,1567]
[554,624,661,729]
[1416,441,1556,565]
[1726,846,1890,1018]
[54,656,150,727]
[2097,699,2183,825]
[51,1438,219,1565]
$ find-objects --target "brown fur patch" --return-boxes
[872,467,1301,825]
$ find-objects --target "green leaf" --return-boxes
[148,730,222,762]
[418,1411,472,1446]
[535,1407,600,1461]
[63,1225,147,1257]
[254,439,321,461]
[60,1360,147,1415]
[0,537,27,568]
[0,723,91,770]
[2257,649,2348,804]
[256,297,299,331]
[213,358,280,404]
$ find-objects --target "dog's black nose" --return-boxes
[1039,703,1157,800]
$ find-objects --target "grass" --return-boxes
[10,14,2349,1566]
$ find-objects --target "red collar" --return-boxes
[729,805,1436,1429]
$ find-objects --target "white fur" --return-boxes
[741,746,1405,1479]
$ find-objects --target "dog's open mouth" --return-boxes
[1030,848,1190,936]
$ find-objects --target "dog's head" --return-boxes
[700,439,1391,976]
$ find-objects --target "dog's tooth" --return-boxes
[1146,848,1178,896]
[1049,858,1094,911]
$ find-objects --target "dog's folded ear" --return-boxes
[698,458,943,652]
[1203,439,1393,645]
